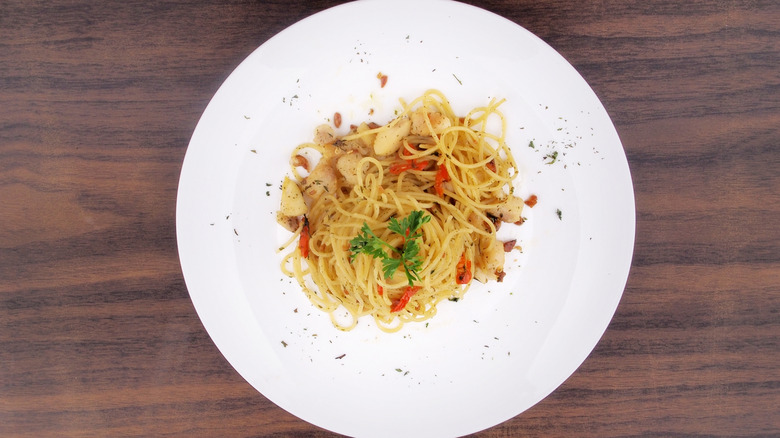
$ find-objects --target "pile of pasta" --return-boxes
[277,89,527,332]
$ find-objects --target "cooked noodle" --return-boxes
[277,89,525,332]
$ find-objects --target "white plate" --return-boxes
[176,0,635,436]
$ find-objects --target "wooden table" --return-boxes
[2,0,778,436]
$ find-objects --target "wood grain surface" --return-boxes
[1,0,778,436]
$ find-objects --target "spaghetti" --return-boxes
[277,89,527,332]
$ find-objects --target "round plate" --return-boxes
[176,0,635,436]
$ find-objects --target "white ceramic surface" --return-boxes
[176,1,635,436]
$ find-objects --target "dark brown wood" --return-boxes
[1,0,778,436]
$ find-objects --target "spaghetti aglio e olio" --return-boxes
[276,89,529,332]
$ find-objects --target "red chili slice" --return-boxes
[455,253,472,285]
[401,141,417,158]
[389,159,428,175]
[378,73,388,88]
[434,164,450,197]
[298,216,310,258]
[390,286,420,312]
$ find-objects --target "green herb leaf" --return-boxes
[349,223,388,261]
[382,257,402,279]
[349,211,430,286]
[401,239,424,284]
[388,210,430,239]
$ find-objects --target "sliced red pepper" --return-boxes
[524,194,538,208]
[298,215,310,258]
[377,72,388,88]
[434,164,450,197]
[455,253,472,284]
[390,286,420,312]
[389,159,428,175]
[377,285,383,296]
[414,160,428,170]
[401,141,417,158]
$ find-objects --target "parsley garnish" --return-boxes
[349,211,431,286]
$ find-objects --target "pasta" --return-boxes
[277,89,526,332]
